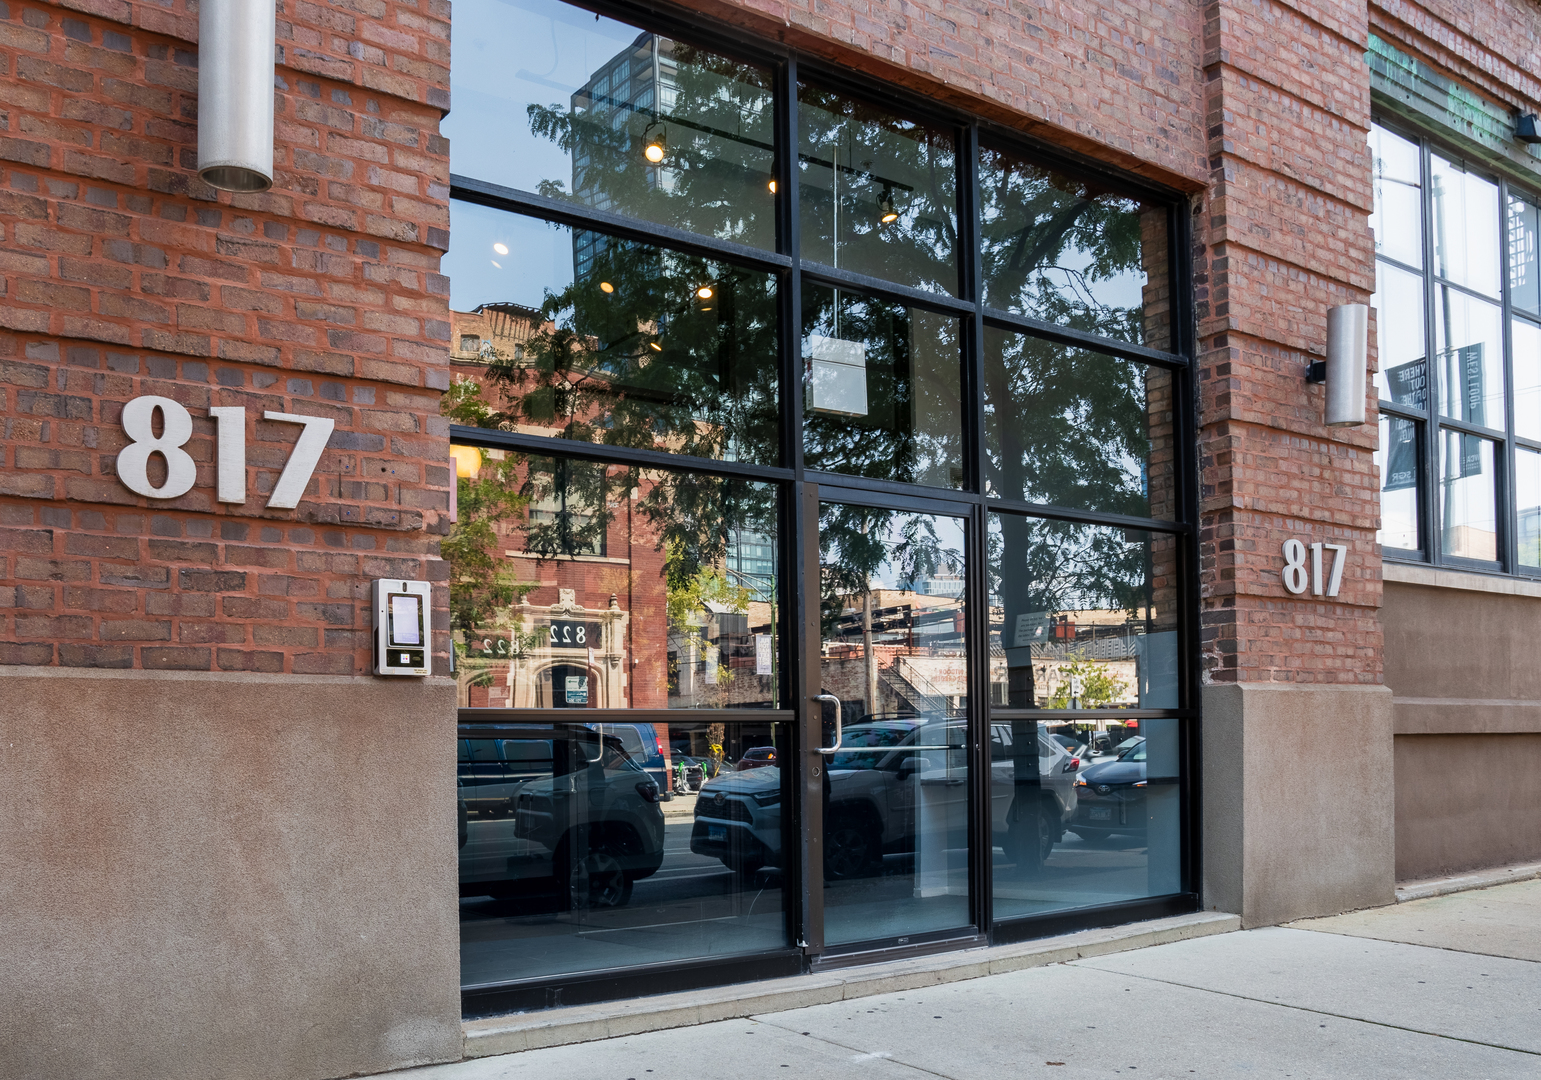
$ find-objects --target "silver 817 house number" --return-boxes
[1280,538,1347,597]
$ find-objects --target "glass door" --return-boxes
[810,499,975,948]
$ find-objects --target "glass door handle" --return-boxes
[814,693,843,755]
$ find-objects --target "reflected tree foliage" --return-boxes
[450,33,1170,707]
[978,152,1163,708]
[526,39,776,249]
[988,517,1154,707]
[802,288,961,486]
[797,87,958,292]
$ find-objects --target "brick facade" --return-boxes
[1,0,1402,688]
[1194,0,1382,684]
[0,0,455,675]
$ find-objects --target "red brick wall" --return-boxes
[0,0,454,674]
[1,0,1424,688]
[685,0,1210,185]
[1194,0,1382,683]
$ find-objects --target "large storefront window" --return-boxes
[1370,120,1541,573]
[444,0,1193,1015]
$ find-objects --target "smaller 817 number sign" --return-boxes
[549,620,599,648]
[1281,538,1346,597]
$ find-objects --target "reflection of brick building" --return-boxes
[450,303,543,368]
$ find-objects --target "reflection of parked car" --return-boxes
[735,746,777,771]
[1048,731,1089,760]
[586,722,669,792]
[1109,735,1143,759]
[1071,737,1146,842]
[689,717,1078,880]
[458,735,555,816]
[458,726,665,909]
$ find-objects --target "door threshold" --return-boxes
[461,910,1239,1059]
[810,930,985,971]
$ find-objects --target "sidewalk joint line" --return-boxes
[1069,965,1541,1058]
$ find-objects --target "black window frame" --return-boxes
[1372,114,1541,578]
[446,0,1201,1015]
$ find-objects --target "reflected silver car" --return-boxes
[690,718,1078,879]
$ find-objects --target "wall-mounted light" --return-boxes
[1305,304,1368,426]
[642,121,667,164]
[197,0,277,192]
[768,179,778,194]
[450,444,484,479]
[878,183,899,224]
[1517,114,1541,144]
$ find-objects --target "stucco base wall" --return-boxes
[1383,574,1541,880]
[1394,735,1541,880]
[1202,683,1396,927]
[0,668,462,1080]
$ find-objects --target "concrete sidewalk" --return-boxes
[382,880,1541,1080]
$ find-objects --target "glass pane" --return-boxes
[1507,192,1540,317]
[987,516,1180,710]
[817,506,970,944]
[445,201,779,465]
[1439,431,1498,562]
[1372,260,1426,406]
[798,84,958,294]
[802,282,963,488]
[991,717,1182,919]
[447,0,776,249]
[1369,124,1422,269]
[459,719,788,985]
[1434,287,1503,428]
[1519,448,1541,569]
[1375,415,1420,551]
[979,146,1169,349]
[1430,153,1500,297]
[983,326,1173,517]
[449,451,781,709]
[1513,318,1541,442]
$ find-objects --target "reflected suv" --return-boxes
[1071,736,1147,842]
[689,717,1078,879]
[458,727,665,908]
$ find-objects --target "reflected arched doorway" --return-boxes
[540,662,598,708]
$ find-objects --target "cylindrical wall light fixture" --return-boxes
[197,0,277,192]
[1306,303,1369,426]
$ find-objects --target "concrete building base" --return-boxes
[1202,682,1396,927]
[0,667,462,1080]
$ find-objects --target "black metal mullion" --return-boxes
[799,261,976,316]
[447,425,791,483]
[450,176,794,273]
[1421,135,1442,564]
[990,708,1192,721]
[778,55,824,963]
[1434,415,1509,439]
[981,307,1187,369]
[1169,193,1203,901]
[985,495,1187,535]
[804,475,976,516]
[956,120,991,936]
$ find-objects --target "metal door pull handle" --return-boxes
[814,693,843,755]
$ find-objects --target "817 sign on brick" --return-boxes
[115,395,334,509]
[1281,538,1346,598]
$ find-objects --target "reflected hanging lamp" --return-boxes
[642,121,667,164]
